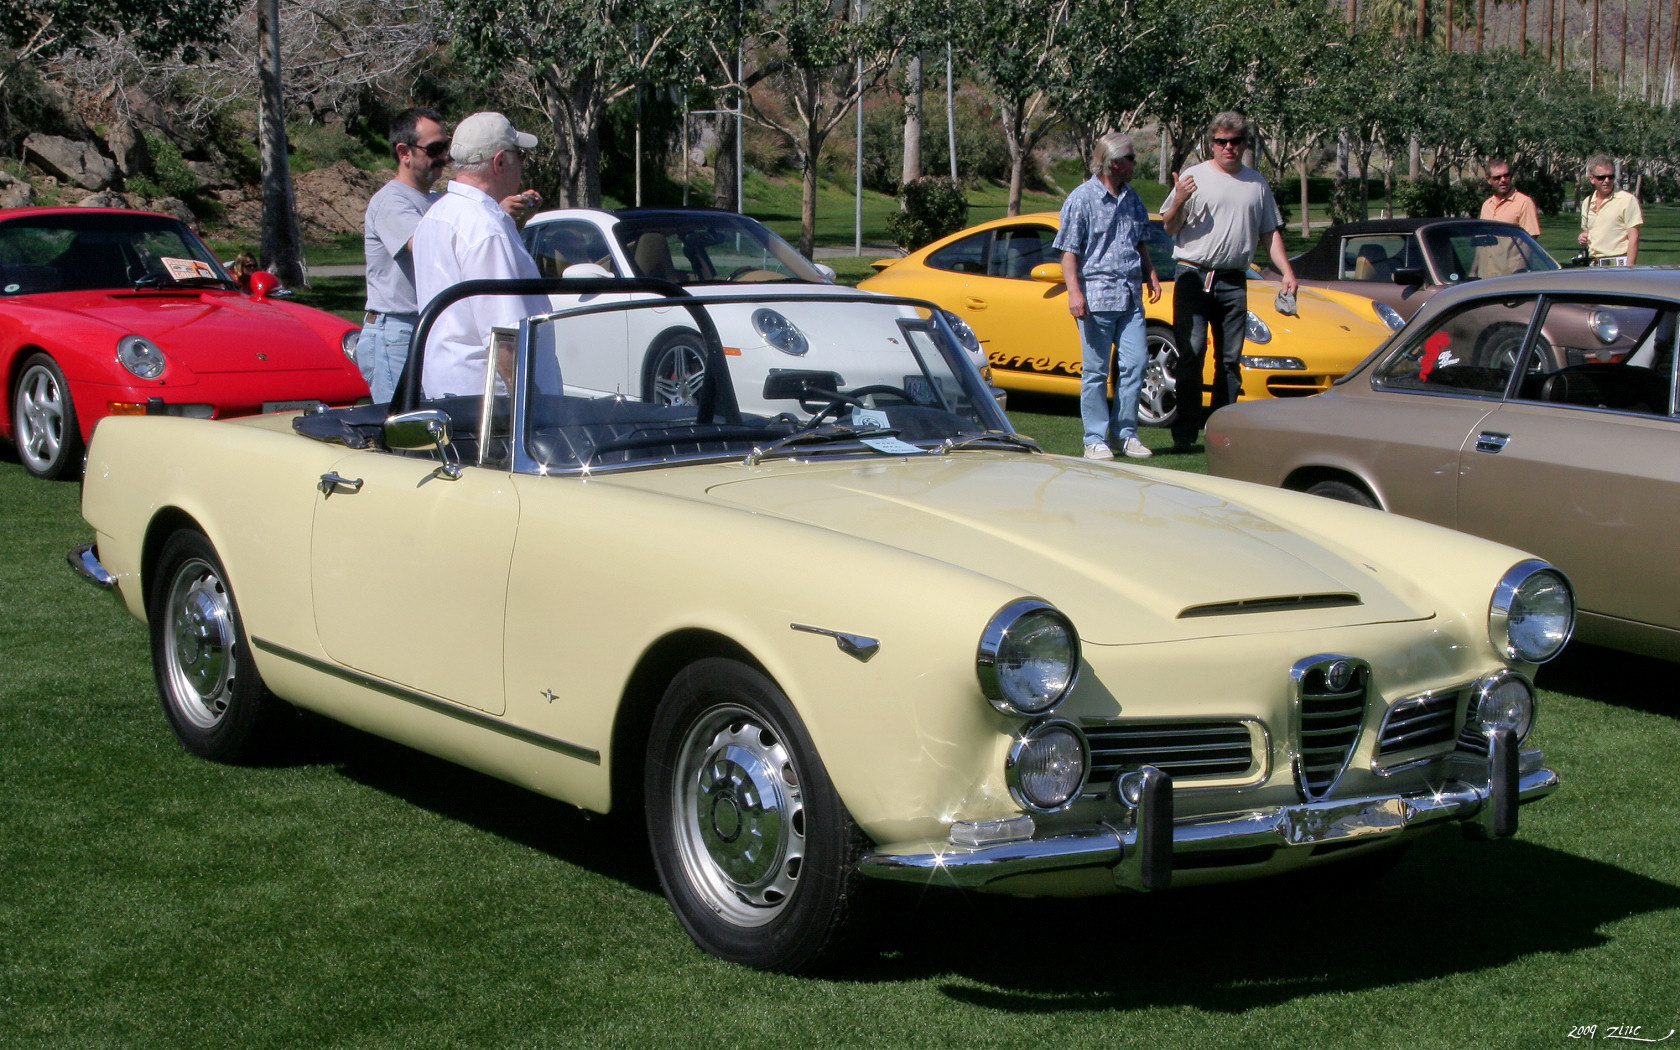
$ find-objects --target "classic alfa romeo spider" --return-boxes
[72,279,1570,971]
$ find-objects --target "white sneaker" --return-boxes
[1083,442,1113,460]
[1122,436,1153,459]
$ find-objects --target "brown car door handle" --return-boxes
[1475,431,1510,454]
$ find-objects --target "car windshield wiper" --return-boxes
[743,423,900,466]
[132,273,237,291]
[935,430,1042,454]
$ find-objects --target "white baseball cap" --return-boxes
[450,112,538,165]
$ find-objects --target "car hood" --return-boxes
[700,454,1432,645]
[23,289,346,373]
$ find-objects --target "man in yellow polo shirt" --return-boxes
[1578,154,1643,266]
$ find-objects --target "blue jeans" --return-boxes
[1077,305,1147,447]
[356,311,418,405]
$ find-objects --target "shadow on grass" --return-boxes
[290,714,661,895]
[853,831,1680,1006]
[1536,642,1679,719]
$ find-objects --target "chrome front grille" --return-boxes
[1082,720,1255,790]
[1292,656,1369,801]
[1376,689,1463,756]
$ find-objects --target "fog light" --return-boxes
[949,815,1036,847]
[1241,355,1305,370]
[1474,671,1536,742]
[1006,720,1088,811]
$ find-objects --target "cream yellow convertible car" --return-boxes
[72,279,1570,972]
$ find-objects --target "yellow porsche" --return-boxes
[860,213,1396,425]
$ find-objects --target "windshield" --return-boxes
[1421,224,1559,283]
[613,213,828,285]
[0,212,231,295]
[473,292,1016,473]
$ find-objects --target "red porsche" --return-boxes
[2,207,366,479]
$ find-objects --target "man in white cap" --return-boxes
[412,111,548,400]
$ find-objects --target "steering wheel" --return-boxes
[804,384,919,429]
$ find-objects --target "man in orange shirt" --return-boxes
[1479,159,1540,236]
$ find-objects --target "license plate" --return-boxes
[263,399,322,414]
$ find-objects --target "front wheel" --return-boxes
[645,658,867,971]
[1137,325,1179,428]
[12,353,83,480]
[149,530,288,761]
[643,330,707,406]
[1306,478,1379,509]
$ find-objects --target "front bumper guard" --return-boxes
[859,731,1557,892]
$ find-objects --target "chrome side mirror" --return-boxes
[384,408,461,480]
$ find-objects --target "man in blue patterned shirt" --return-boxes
[1053,131,1161,459]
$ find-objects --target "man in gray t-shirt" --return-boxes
[358,107,450,404]
[1159,111,1297,451]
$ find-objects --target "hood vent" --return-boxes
[1179,593,1361,619]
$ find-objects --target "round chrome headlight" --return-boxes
[342,329,360,361]
[940,309,982,356]
[1240,355,1305,371]
[1589,309,1619,345]
[1006,720,1089,811]
[1490,560,1574,663]
[1245,311,1272,344]
[1473,670,1536,742]
[752,308,808,355]
[116,334,165,379]
[1373,301,1405,331]
[977,599,1080,715]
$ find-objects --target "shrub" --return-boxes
[124,134,198,201]
[885,177,968,251]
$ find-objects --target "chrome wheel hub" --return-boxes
[652,344,706,405]
[674,706,804,925]
[16,367,64,468]
[163,559,236,728]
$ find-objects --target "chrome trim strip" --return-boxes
[67,542,118,590]
[858,765,1560,889]
[252,637,601,764]
[789,623,880,662]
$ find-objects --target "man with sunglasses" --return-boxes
[1479,159,1540,236]
[358,107,450,403]
[1578,155,1642,266]
[413,111,549,400]
[1160,111,1296,454]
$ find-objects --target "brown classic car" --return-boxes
[1207,267,1680,662]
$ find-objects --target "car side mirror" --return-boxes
[248,270,278,301]
[562,262,614,279]
[1391,267,1426,286]
[384,408,461,480]
[1031,263,1064,284]
[814,262,837,282]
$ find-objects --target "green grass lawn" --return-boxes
[3,442,1678,1048]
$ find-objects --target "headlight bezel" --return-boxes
[1489,559,1575,664]
[976,599,1081,716]
[1373,301,1405,331]
[1005,718,1090,811]
[342,329,360,361]
[1245,311,1273,344]
[116,334,166,379]
[751,307,809,356]
[1588,309,1620,345]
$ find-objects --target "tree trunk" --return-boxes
[901,52,922,187]
[799,155,820,258]
[713,111,739,211]
[256,0,306,289]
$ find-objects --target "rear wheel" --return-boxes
[12,353,82,480]
[149,530,287,761]
[1306,478,1379,509]
[645,658,867,971]
[1138,325,1179,427]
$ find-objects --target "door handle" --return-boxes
[318,472,363,496]
[964,297,987,310]
[1474,431,1510,454]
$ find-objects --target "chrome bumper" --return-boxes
[859,734,1558,892]
[67,542,118,590]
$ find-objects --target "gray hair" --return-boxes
[1586,154,1616,177]
[1089,132,1135,174]
[1206,111,1249,144]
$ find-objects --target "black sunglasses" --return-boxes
[407,140,451,159]
[1211,136,1245,147]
